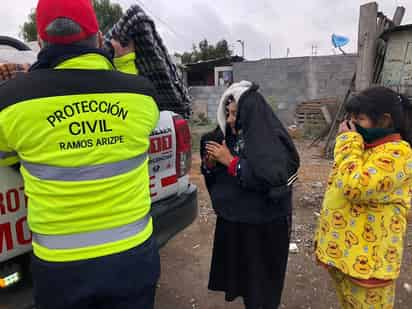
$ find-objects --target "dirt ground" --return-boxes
[155,140,412,309]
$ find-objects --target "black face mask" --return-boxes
[354,124,396,144]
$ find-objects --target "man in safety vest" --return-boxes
[0,0,160,308]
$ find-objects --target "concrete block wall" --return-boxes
[233,55,358,124]
[189,86,226,122]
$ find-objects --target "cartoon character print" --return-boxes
[326,241,343,259]
[353,255,372,275]
[391,148,404,158]
[360,170,372,186]
[376,176,394,193]
[350,203,366,217]
[344,295,362,309]
[335,179,344,189]
[373,144,387,153]
[365,289,383,305]
[368,199,384,212]
[332,211,347,229]
[345,231,359,249]
[392,199,407,208]
[337,139,352,155]
[327,164,339,187]
[390,215,404,234]
[320,220,330,234]
[339,260,349,274]
[394,263,401,275]
[372,245,383,271]
[327,177,334,188]
[343,186,362,200]
[385,246,400,264]
[315,246,325,261]
[362,223,377,242]
[373,156,395,173]
[404,159,412,178]
[340,161,358,176]
[396,171,406,181]
[381,216,388,238]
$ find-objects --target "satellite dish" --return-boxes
[332,34,349,55]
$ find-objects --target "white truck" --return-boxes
[0,37,198,296]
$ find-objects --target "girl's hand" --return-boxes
[206,141,234,167]
[338,121,356,135]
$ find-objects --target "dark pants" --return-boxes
[32,236,160,309]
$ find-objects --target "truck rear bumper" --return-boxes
[151,184,198,248]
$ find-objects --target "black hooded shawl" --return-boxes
[201,84,300,223]
[236,85,300,200]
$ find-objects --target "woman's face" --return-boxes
[226,102,237,133]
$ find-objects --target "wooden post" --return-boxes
[373,7,404,83]
[392,6,405,26]
[321,106,332,125]
[376,13,387,35]
[355,2,378,92]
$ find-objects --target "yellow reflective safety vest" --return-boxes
[0,53,159,262]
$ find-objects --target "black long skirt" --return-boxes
[208,215,291,309]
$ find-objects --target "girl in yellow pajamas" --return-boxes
[315,87,412,308]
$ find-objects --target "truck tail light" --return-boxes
[0,263,21,289]
[173,115,192,177]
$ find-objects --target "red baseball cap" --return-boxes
[36,0,99,44]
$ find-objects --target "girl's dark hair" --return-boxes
[345,86,412,144]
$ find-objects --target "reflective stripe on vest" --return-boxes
[0,151,17,159]
[21,152,148,181]
[32,214,151,250]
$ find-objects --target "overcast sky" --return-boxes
[2,0,411,60]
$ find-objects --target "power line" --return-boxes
[135,0,189,42]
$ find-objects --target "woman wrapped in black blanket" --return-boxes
[201,81,300,309]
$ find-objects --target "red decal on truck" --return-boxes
[0,216,31,254]
[149,135,172,154]
[16,217,31,245]
[0,186,31,255]
[5,189,20,213]
[0,222,13,254]
[161,175,177,187]
[0,187,27,215]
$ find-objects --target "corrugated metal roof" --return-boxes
[381,24,412,40]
